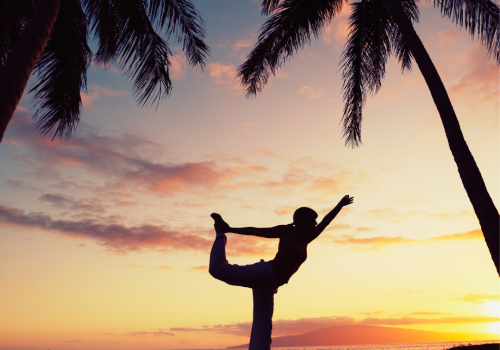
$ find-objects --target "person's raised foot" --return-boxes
[211,213,229,232]
[211,213,228,244]
[211,212,223,223]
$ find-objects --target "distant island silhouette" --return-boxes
[228,325,499,348]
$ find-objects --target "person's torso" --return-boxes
[269,226,308,286]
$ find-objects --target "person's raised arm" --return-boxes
[211,213,284,239]
[308,195,354,243]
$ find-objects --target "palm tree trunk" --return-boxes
[385,0,500,275]
[0,0,60,143]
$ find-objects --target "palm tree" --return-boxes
[238,0,500,275]
[0,0,209,142]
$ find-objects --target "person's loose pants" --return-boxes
[209,235,278,350]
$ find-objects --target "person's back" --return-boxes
[268,226,308,287]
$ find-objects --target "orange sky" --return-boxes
[0,1,498,349]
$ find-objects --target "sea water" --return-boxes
[264,340,498,350]
[181,339,498,350]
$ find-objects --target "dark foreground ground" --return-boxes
[448,344,499,350]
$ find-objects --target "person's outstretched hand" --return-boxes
[211,213,230,233]
[339,195,354,207]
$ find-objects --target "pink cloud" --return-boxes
[4,115,265,195]
[444,46,499,125]
[170,54,186,80]
[322,5,350,47]
[0,205,275,256]
[297,86,324,99]
[81,85,128,107]
[0,205,212,253]
[436,27,463,44]
[274,206,296,216]
[232,38,254,51]
[207,62,240,90]
[39,193,106,213]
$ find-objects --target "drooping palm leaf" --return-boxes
[340,0,392,147]
[0,0,35,67]
[238,0,345,98]
[30,0,92,139]
[149,0,210,68]
[261,0,282,15]
[113,0,172,107]
[387,0,420,72]
[435,0,500,62]
[82,0,120,66]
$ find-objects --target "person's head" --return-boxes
[293,207,318,236]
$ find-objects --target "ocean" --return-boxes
[261,340,499,350]
[182,340,498,350]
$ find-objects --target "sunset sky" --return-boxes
[0,0,499,349]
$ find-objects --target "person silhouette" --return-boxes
[209,195,354,350]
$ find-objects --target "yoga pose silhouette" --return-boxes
[209,195,354,350]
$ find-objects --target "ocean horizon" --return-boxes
[171,339,499,350]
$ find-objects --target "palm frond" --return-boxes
[237,0,345,98]
[30,0,92,139]
[148,0,210,69]
[114,0,172,107]
[82,0,120,66]
[387,0,419,72]
[435,0,500,62]
[0,0,35,67]
[340,0,391,148]
[261,0,282,15]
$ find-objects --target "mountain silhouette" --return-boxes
[228,325,499,348]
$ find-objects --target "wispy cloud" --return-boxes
[331,235,417,251]
[442,46,499,126]
[396,312,450,316]
[4,116,366,205]
[454,294,500,304]
[436,27,463,44]
[357,311,385,316]
[190,265,208,273]
[170,54,187,80]
[0,205,276,256]
[207,62,240,90]
[322,6,350,47]
[39,193,106,213]
[81,85,128,107]
[4,115,267,197]
[127,329,174,337]
[298,86,324,99]
[359,316,499,326]
[364,208,475,221]
[168,315,500,337]
[329,229,483,252]
[0,205,211,253]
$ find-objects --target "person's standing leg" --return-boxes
[248,288,275,350]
